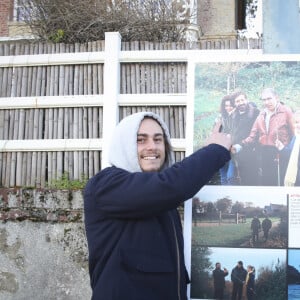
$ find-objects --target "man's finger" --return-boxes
[213,121,222,133]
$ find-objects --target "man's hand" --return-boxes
[205,121,232,151]
[275,138,284,151]
[231,144,242,154]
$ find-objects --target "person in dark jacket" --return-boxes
[217,94,236,185]
[251,216,261,244]
[261,216,272,241]
[213,262,228,299]
[230,90,260,185]
[231,261,247,300]
[84,111,231,300]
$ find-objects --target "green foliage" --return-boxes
[277,217,288,239]
[231,201,244,214]
[190,246,213,298]
[255,261,286,300]
[215,197,233,212]
[49,29,65,43]
[47,172,88,190]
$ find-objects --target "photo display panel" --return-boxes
[187,54,300,300]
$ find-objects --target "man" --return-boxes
[241,88,294,186]
[251,216,261,244]
[262,216,272,241]
[231,261,247,300]
[84,111,231,300]
[231,90,260,185]
[213,262,228,299]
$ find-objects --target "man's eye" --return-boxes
[137,138,145,143]
[154,138,163,143]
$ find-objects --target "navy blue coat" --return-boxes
[84,144,230,300]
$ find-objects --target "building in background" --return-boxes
[0,0,33,39]
[0,0,258,41]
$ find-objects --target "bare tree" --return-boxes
[18,0,197,43]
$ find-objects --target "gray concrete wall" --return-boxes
[0,189,91,300]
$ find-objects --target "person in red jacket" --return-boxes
[233,88,294,186]
[84,111,231,300]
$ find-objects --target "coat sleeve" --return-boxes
[84,144,230,219]
[242,117,259,145]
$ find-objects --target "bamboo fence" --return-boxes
[0,37,262,188]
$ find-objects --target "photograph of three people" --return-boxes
[190,57,300,300]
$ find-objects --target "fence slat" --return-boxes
[0,38,262,187]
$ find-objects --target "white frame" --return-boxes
[184,51,300,300]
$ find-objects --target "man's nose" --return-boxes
[146,139,156,149]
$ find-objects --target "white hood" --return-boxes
[108,112,174,172]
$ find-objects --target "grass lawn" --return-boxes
[192,221,252,247]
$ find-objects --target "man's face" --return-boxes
[261,90,278,112]
[216,263,221,269]
[234,94,248,113]
[137,118,166,172]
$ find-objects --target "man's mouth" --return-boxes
[142,156,158,160]
[238,105,246,112]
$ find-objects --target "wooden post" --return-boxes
[101,32,121,168]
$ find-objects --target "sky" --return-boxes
[195,185,289,208]
[289,249,300,271]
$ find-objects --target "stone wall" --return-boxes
[0,0,12,36]
[197,0,237,39]
[0,188,91,300]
